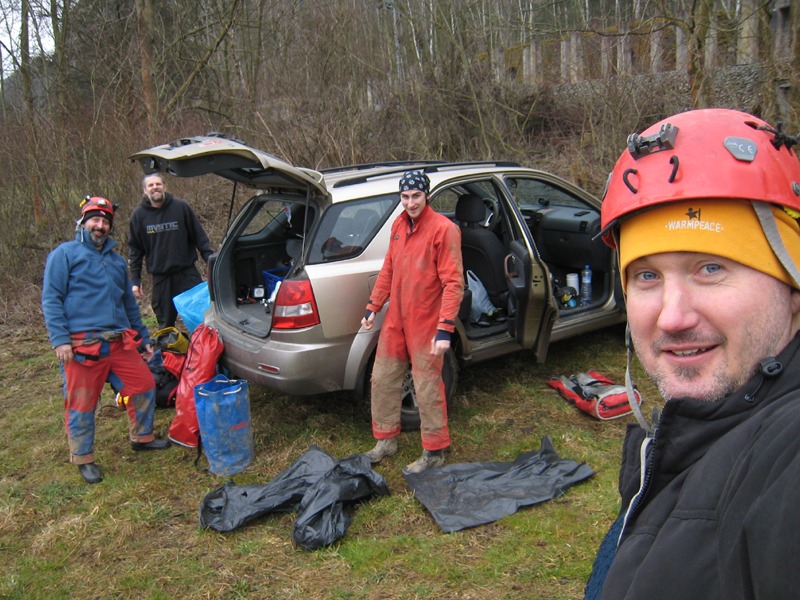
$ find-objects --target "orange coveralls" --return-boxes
[366,205,464,450]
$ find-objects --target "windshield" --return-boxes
[307,194,397,264]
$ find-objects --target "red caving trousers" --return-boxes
[370,317,449,450]
[63,335,156,464]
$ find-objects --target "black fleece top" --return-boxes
[127,193,212,286]
[596,334,800,599]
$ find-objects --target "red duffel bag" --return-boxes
[547,370,641,420]
[168,324,224,447]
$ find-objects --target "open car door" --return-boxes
[505,239,557,362]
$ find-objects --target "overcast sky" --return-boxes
[1,3,53,76]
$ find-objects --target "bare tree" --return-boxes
[134,0,157,135]
[792,0,800,125]
[685,0,714,107]
[40,0,69,117]
[19,0,44,223]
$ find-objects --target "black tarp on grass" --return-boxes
[403,436,595,532]
[199,445,390,549]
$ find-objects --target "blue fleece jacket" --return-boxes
[42,230,151,348]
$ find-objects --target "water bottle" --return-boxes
[580,265,592,306]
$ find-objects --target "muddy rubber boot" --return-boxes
[131,438,170,451]
[402,449,445,474]
[78,462,103,484]
[365,438,398,464]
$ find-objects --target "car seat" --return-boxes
[353,208,380,244]
[286,238,303,264]
[455,194,508,308]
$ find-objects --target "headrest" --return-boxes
[455,194,485,224]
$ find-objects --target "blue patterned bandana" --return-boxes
[399,170,430,195]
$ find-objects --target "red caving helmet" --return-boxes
[79,196,117,226]
[600,108,800,248]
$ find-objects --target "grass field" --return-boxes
[0,323,659,599]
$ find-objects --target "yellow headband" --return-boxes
[619,199,800,290]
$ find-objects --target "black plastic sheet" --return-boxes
[403,436,595,532]
[199,445,390,549]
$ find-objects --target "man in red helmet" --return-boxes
[42,197,169,484]
[584,109,800,599]
[360,170,464,474]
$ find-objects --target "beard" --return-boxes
[644,331,741,402]
[649,360,744,402]
[89,228,110,248]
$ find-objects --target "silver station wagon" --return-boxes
[132,135,626,428]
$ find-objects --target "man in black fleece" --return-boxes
[128,173,213,330]
[585,109,800,599]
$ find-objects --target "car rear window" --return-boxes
[236,199,317,252]
[307,194,397,264]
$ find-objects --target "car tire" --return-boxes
[399,348,459,431]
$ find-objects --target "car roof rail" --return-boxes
[320,160,448,175]
[328,160,523,189]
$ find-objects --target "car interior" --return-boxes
[504,176,612,313]
[213,198,318,332]
[435,177,613,341]
[216,175,613,340]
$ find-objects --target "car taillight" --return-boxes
[272,279,321,329]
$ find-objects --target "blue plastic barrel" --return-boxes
[194,375,254,476]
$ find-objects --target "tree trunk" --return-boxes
[134,0,158,136]
[792,0,800,127]
[687,0,713,108]
[737,0,760,64]
[20,0,43,224]
[50,0,72,118]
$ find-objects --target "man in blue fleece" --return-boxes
[42,197,169,484]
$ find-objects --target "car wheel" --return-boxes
[400,348,459,431]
